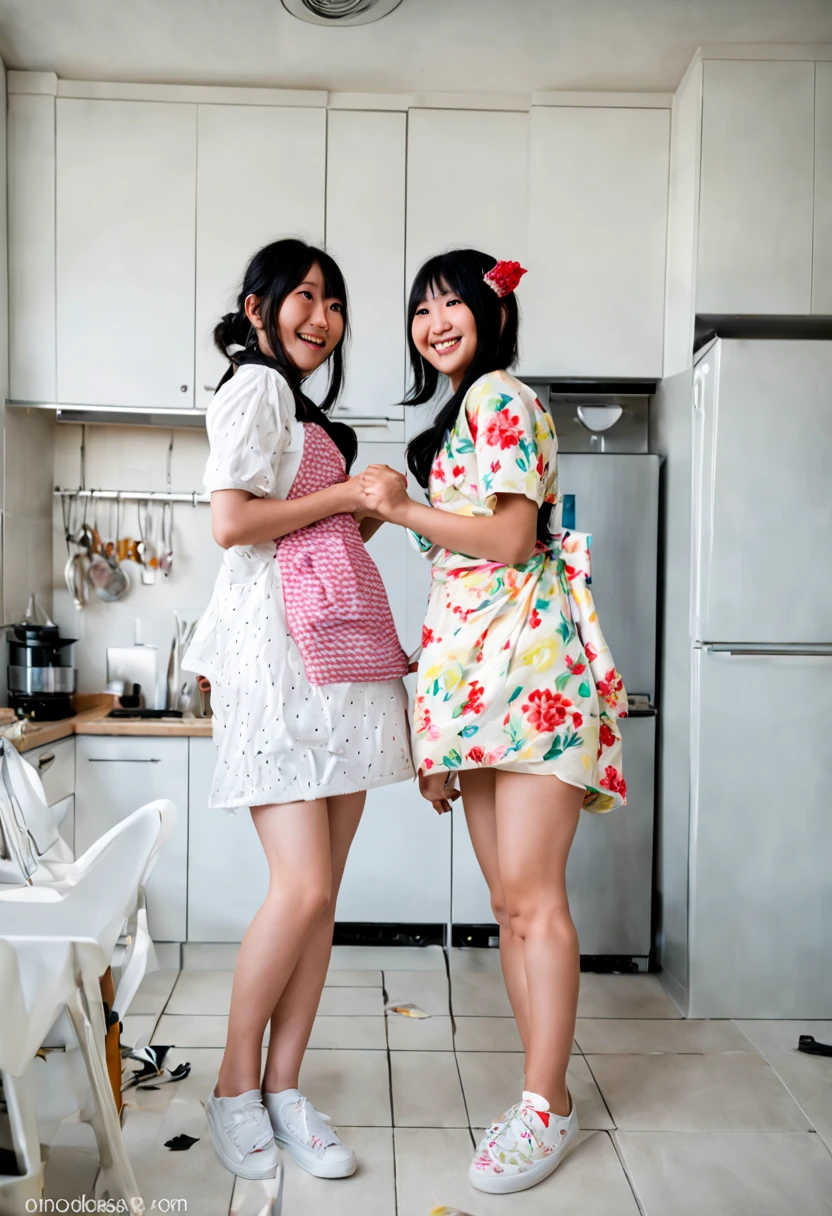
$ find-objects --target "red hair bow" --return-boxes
[483,260,527,297]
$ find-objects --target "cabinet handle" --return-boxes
[87,757,162,763]
[180,385,188,393]
[37,753,56,772]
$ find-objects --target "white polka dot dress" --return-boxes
[183,365,414,811]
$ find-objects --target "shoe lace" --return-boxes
[282,1096,340,1152]
[225,1095,274,1156]
[489,1102,544,1161]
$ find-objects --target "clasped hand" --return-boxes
[356,464,410,523]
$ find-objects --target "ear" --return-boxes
[244,293,264,329]
[499,301,509,335]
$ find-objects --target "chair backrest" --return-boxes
[134,799,177,887]
[0,938,28,1073]
[0,805,162,955]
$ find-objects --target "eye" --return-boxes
[298,290,313,300]
[329,302,343,313]
[446,297,461,307]
[415,307,430,317]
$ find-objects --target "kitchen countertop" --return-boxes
[9,695,213,753]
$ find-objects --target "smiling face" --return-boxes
[245,261,344,375]
[411,280,478,392]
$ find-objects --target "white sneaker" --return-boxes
[264,1088,356,1179]
[204,1086,280,1180]
[469,1094,579,1194]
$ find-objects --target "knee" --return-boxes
[504,892,575,944]
[272,874,332,924]
[490,893,511,931]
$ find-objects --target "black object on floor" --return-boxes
[164,1134,199,1152]
[798,1035,832,1057]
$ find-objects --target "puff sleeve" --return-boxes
[468,379,552,511]
[203,366,292,497]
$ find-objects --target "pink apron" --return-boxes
[275,423,408,686]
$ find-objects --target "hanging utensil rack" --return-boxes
[54,488,209,505]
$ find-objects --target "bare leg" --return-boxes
[262,792,365,1093]
[459,769,530,1052]
[216,799,333,1098]
[495,771,583,1116]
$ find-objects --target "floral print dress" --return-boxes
[410,369,627,812]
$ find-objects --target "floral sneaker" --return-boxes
[264,1088,356,1179]
[469,1094,579,1194]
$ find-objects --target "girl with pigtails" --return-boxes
[184,238,413,1183]
[360,249,627,1196]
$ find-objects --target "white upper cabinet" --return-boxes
[696,61,815,315]
[56,99,198,409]
[326,110,406,419]
[405,109,529,294]
[195,104,326,406]
[523,105,669,379]
[8,92,56,404]
[813,63,832,314]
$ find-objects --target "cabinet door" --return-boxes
[75,736,188,941]
[195,105,326,406]
[406,109,529,294]
[187,737,269,941]
[56,98,197,408]
[8,92,56,404]
[336,779,451,925]
[697,61,815,315]
[523,106,669,378]
[813,63,832,314]
[327,110,406,419]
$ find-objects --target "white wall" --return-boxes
[52,423,218,706]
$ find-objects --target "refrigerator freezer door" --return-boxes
[452,715,656,959]
[559,454,659,700]
[688,646,832,1017]
[692,340,832,644]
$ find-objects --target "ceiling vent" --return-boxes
[282,0,403,25]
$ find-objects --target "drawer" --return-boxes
[24,737,75,805]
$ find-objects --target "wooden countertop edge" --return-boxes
[11,696,213,752]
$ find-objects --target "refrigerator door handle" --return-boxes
[705,645,832,658]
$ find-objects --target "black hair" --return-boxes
[214,238,357,471]
[404,249,519,489]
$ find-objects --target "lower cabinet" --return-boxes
[187,737,451,938]
[335,775,451,926]
[74,735,188,941]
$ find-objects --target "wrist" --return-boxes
[395,498,417,529]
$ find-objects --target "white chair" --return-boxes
[0,804,165,1215]
[0,940,43,1211]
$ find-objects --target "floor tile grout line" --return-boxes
[608,1129,649,1216]
[581,1052,619,1133]
[442,947,477,1150]
[381,970,400,1216]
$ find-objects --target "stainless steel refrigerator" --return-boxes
[655,338,832,1017]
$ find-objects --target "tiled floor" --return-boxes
[41,946,832,1215]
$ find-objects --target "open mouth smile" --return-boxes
[298,332,326,349]
[432,336,462,354]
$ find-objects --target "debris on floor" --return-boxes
[122,1044,192,1091]
[163,1133,199,1152]
[386,1002,431,1018]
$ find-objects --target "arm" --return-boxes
[359,466,538,567]
[358,515,385,543]
[210,482,361,549]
